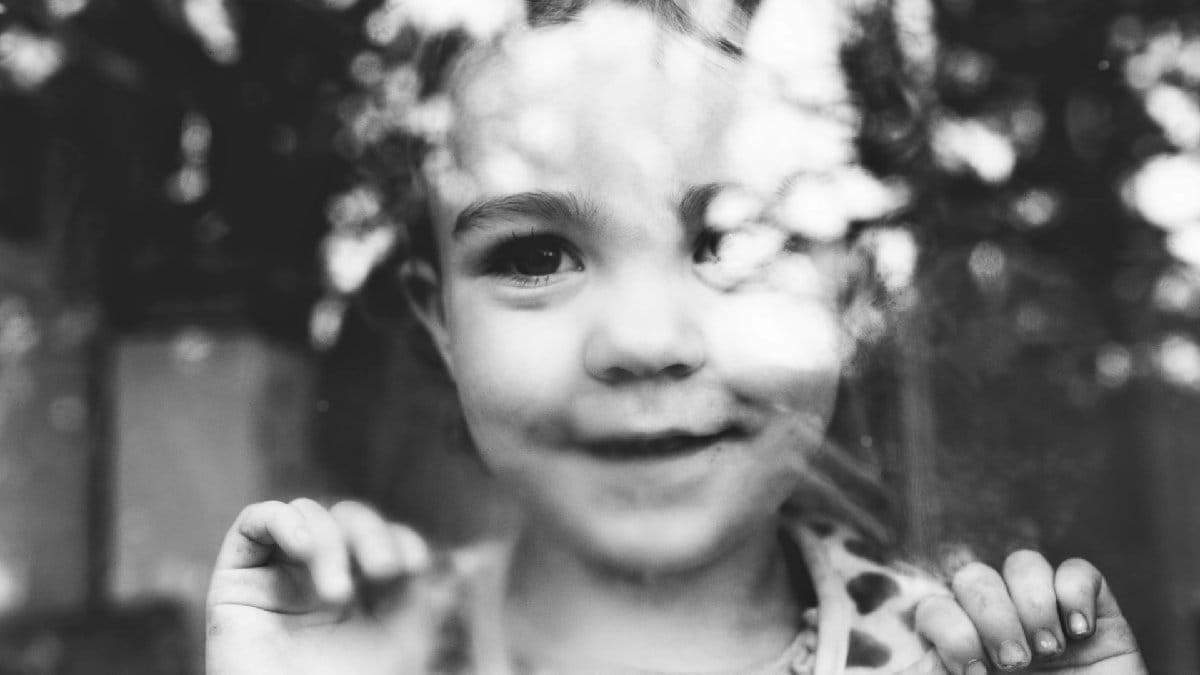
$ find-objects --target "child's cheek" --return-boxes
[706,291,843,424]
[446,299,580,445]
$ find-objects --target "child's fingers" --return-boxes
[1001,550,1066,660]
[895,650,953,675]
[913,594,988,675]
[1054,557,1104,639]
[330,500,406,580]
[352,523,436,621]
[214,500,312,571]
[951,562,1032,671]
[289,498,354,604]
[1051,559,1145,670]
[388,522,433,573]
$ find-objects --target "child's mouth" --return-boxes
[582,427,746,461]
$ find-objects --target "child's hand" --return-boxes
[206,499,445,675]
[909,551,1147,674]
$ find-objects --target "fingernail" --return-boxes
[1033,629,1061,656]
[964,658,988,675]
[1068,611,1090,637]
[997,640,1029,670]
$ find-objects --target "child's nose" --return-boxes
[582,277,706,383]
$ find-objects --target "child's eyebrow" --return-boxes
[452,183,726,239]
[453,191,593,239]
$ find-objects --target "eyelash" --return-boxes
[483,231,583,287]
[693,229,810,262]
[479,227,810,287]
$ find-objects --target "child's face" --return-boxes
[415,12,845,570]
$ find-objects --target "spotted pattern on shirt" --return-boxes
[794,518,952,675]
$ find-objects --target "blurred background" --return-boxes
[1,0,1199,672]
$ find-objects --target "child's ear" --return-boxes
[399,258,455,378]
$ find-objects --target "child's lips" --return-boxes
[580,426,747,461]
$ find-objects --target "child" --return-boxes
[206,1,1147,673]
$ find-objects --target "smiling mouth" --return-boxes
[583,427,745,461]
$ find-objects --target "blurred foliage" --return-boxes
[0,0,372,340]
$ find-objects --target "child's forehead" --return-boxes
[429,8,742,213]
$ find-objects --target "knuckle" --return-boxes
[917,604,981,653]
[289,496,322,510]
[1061,556,1099,576]
[328,499,358,518]
[914,594,955,622]
[952,561,998,591]
[1059,557,1104,591]
[390,521,421,540]
[239,500,281,521]
[1005,549,1046,571]
[331,500,386,530]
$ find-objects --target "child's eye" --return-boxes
[694,227,813,265]
[486,234,583,285]
[693,228,809,265]
[693,229,726,263]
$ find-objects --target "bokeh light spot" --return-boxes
[1166,226,1200,270]
[0,28,65,90]
[932,118,1016,184]
[171,328,214,368]
[165,166,209,204]
[863,227,918,292]
[183,0,240,64]
[1012,188,1059,228]
[0,298,39,358]
[180,112,212,162]
[1153,266,1200,315]
[0,556,29,615]
[1144,84,1200,149]
[1157,333,1200,389]
[310,296,347,351]
[1125,152,1200,230]
[48,0,88,20]
[350,51,385,87]
[324,227,396,294]
[1096,343,1134,388]
[968,241,1007,292]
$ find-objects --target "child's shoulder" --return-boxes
[785,515,950,674]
